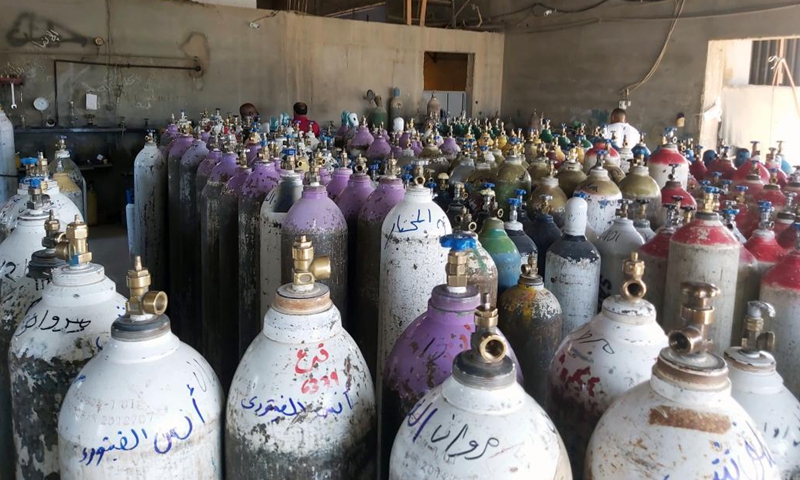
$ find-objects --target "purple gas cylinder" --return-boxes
[327,156,353,202]
[237,149,278,355]
[166,120,194,325]
[215,149,252,391]
[336,155,376,335]
[380,234,522,480]
[199,137,239,367]
[282,163,349,325]
[366,130,392,162]
[174,128,209,349]
[196,137,222,205]
[354,159,405,379]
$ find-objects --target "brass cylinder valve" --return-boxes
[472,295,507,363]
[741,301,775,353]
[621,252,647,301]
[291,235,331,289]
[126,256,168,316]
[668,282,720,355]
[616,199,631,219]
[36,152,49,177]
[353,154,367,175]
[42,211,61,249]
[440,233,474,288]
[55,216,92,266]
[26,178,49,211]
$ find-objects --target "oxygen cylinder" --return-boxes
[389,301,571,480]
[195,137,221,205]
[583,139,620,174]
[527,145,552,189]
[498,253,562,404]
[199,137,239,359]
[664,189,740,348]
[0,181,60,479]
[647,131,690,189]
[545,196,601,339]
[465,156,495,214]
[418,136,449,177]
[336,155,375,329]
[777,206,800,249]
[51,137,85,217]
[381,234,482,479]
[214,149,252,390]
[594,201,645,303]
[0,153,83,243]
[774,193,796,236]
[575,157,622,234]
[478,212,521,298]
[57,257,224,478]
[166,119,193,324]
[548,253,667,477]
[745,202,785,278]
[0,105,15,206]
[527,196,563,277]
[159,115,178,150]
[759,227,800,396]
[9,218,126,479]
[585,282,780,480]
[237,150,277,355]
[632,199,656,241]
[452,208,499,305]
[529,170,567,227]
[378,167,451,371]
[226,236,375,478]
[448,148,475,186]
[354,159,404,379]
[172,129,210,349]
[556,149,587,197]
[618,155,660,224]
[494,145,531,218]
[638,203,680,320]
[281,163,349,324]
[327,162,353,202]
[505,198,537,266]
[656,167,696,228]
[724,301,800,479]
[133,131,168,292]
[707,146,738,179]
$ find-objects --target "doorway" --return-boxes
[423,51,472,117]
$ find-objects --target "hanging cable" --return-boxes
[620,0,686,95]
[490,0,611,21]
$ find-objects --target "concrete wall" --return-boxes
[498,0,800,143]
[0,0,503,129]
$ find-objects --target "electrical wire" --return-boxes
[620,0,685,95]
[491,0,612,20]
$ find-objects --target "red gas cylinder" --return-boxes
[735,185,758,239]
[648,133,689,189]
[745,202,786,277]
[777,210,800,249]
[706,146,738,180]
[765,148,788,188]
[657,172,695,228]
[733,157,770,186]
[774,193,796,237]
[755,170,788,210]
[689,145,708,183]
[583,140,620,174]
[638,203,681,321]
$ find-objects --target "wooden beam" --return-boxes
[406,0,412,24]
[419,0,428,26]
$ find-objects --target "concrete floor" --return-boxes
[89,224,130,293]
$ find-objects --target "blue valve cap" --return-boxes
[440,232,476,251]
[507,198,520,206]
[29,178,41,188]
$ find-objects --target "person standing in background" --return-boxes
[293,102,320,137]
[604,108,641,146]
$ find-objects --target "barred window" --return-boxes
[750,38,800,86]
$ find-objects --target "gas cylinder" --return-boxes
[170,128,210,348]
[0,153,83,243]
[638,202,681,320]
[733,145,770,185]
[528,196,563,277]
[378,167,451,380]
[366,130,392,163]
[617,136,633,172]
[259,158,303,319]
[745,202,785,278]
[214,149,252,390]
[707,146,738,179]
[453,207,499,305]
[756,170,787,209]
[545,196,601,339]
[57,257,224,478]
[418,137,449,177]
[733,185,760,239]
[498,254,561,404]
[327,160,352,202]
[0,181,59,478]
[548,252,667,477]
[446,182,468,226]
[349,117,374,156]
[595,201,645,303]
[440,130,460,162]
[237,149,277,355]
[786,167,800,197]
[736,161,766,202]
[505,198,537,266]
[166,119,193,318]
[282,163,349,324]
[655,165,696,228]
[585,282,780,480]
[632,199,655,241]
[354,160,404,378]
[583,139,620,175]
[226,236,375,478]
[724,301,800,479]
[647,130,690,189]
[159,114,178,150]
[432,173,451,212]
[529,167,567,227]
[773,193,796,236]
[618,155,660,224]
[575,156,623,235]
[389,301,571,480]
[527,144,552,188]
[472,184,497,232]
[51,137,85,217]
[494,145,531,218]
[199,136,239,359]
[759,226,800,396]
[336,155,375,329]
[556,148,587,197]
[9,218,126,479]
[133,131,168,292]
[479,211,521,298]
[381,234,482,478]
[664,190,740,348]
[465,157,496,214]
[195,135,221,205]
[0,105,15,206]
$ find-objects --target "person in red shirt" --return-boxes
[293,102,320,137]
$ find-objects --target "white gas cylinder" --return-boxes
[133,131,168,291]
